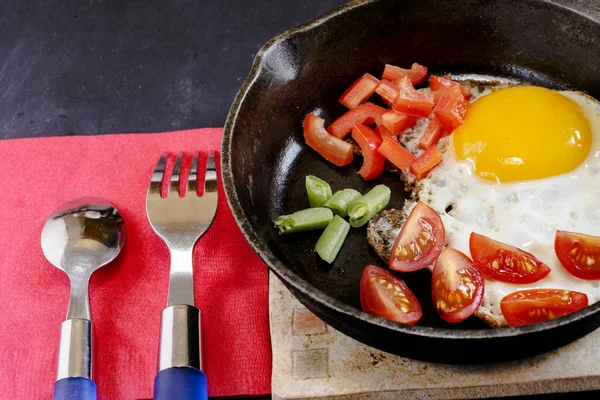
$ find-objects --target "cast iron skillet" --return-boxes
[222,0,600,363]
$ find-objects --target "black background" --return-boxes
[0,0,598,398]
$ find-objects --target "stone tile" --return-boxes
[292,308,327,336]
[292,349,329,380]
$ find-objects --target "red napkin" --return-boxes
[0,129,271,399]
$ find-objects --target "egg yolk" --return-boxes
[453,86,591,182]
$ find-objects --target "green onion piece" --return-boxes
[274,208,334,235]
[347,184,391,227]
[322,189,362,217]
[305,175,333,207]
[315,215,350,264]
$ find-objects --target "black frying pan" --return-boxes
[221,0,600,363]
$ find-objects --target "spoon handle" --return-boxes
[53,319,96,400]
[153,305,207,400]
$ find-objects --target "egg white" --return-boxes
[399,81,600,326]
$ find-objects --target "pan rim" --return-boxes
[221,0,600,340]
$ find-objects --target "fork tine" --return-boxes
[149,154,168,194]
[187,153,199,195]
[169,153,183,196]
[204,153,218,193]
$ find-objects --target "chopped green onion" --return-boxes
[315,215,350,263]
[305,175,332,207]
[274,208,333,235]
[323,189,362,217]
[347,184,391,227]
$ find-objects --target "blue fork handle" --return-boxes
[153,367,207,400]
[53,377,97,400]
[153,305,206,400]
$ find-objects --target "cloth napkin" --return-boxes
[0,129,271,399]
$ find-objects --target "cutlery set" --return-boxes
[41,153,217,400]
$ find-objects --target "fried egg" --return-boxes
[399,78,600,327]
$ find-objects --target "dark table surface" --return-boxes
[1,0,599,399]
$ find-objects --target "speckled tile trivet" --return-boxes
[269,273,600,400]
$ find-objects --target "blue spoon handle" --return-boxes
[53,377,97,400]
[53,319,96,400]
[153,367,207,400]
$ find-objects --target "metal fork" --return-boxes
[146,152,217,400]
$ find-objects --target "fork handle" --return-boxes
[153,305,207,400]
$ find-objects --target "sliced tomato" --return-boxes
[410,146,443,179]
[469,232,551,284]
[392,77,434,118]
[555,230,600,280]
[377,136,415,171]
[339,73,380,109]
[432,247,485,323]
[375,79,400,104]
[433,85,464,105]
[327,103,387,139]
[500,289,589,327]
[303,113,354,166]
[360,265,422,325]
[382,63,428,85]
[351,123,385,180]
[382,110,417,136]
[433,91,470,133]
[418,116,444,150]
[389,201,445,272]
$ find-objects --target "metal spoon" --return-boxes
[41,198,125,400]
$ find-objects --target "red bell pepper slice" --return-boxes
[418,117,444,150]
[351,123,385,180]
[392,77,434,118]
[382,63,428,85]
[327,103,387,139]
[374,79,400,104]
[430,75,472,100]
[434,92,470,133]
[377,136,416,171]
[433,85,464,105]
[339,73,380,109]
[303,113,354,166]
[382,110,417,136]
[410,145,443,179]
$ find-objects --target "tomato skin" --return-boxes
[327,103,387,139]
[389,201,445,272]
[500,289,589,327]
[432,247,485,323]
[392,77,434,118]
[418,117,444,150]
[433,92,470,132]
[469,232,551,284]
[410,146,443,179]
[339,73,380,109]
[377,136,415,171]
[382,63,428,85]
[303,114,354,166]
[360,265,422,325]
[433,85,464,105]
[430,75,472,100]
[381,110,417,135]
[555,230,600,280]
[351,123,385,181]
[375,79,400,104]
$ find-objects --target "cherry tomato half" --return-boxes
[555,230,600,280]
[389,202,445,272]
[500,289,588,327]
[469,232,551,284]
[432,247,485,323]
[360,265,422,325]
